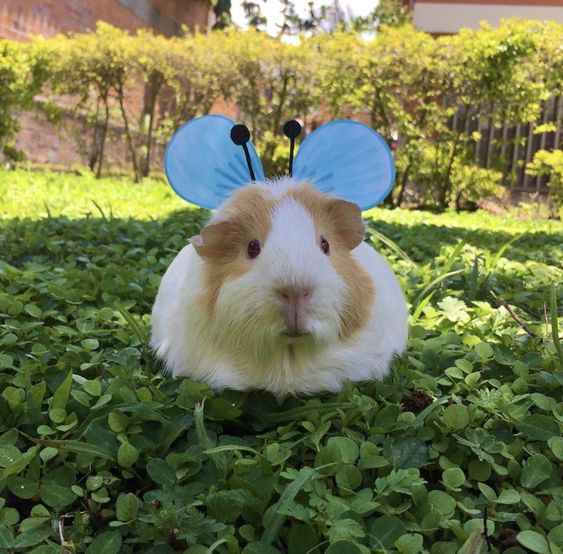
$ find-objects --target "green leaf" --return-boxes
[548,523,563,547]
[367,228,415,265]
[117,443,139,468]
[516,415,560,441]
[458,529,484,554]
[40,482,76,508]
[520,454,552,489]
[7,476,39,499]
[326,437,359,464]
[392,436,429,469]
[468,460,491,481]
[83,380,102,396]
[26,436,116,463]
[0,445,22,468]
[24,304,42,318]
[325,541,363,554]
[517,530,550,554]
[477,482,497,502]
[13,526,52,549]
[262,467,316,545]
[115,493,139,521]
[287,524,319,554]
[443,404,469,430]
[108,411,129,433]
[443,467,465,489]
[370,515,407,549]
[243,542,280,554]
[428,490,456,517]
[474,342,494,360]
[335,464,362,491]
[85,531,123,554]
[497,488,521,504]
[548,437,563,461]
[395,533,424,554]
[0,445,40,478]
[115,303,148,346]
[0,525,14,549]
[51,371,73,411]
[146,458,176,486]
[81,338,99,350]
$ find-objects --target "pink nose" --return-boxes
[276,286,312,336]
[277,286,311,304]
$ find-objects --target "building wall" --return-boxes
[413,0,563,34]
[1,0,211,174]
[0,0,210,41]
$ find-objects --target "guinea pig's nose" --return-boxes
[276,286,312,305]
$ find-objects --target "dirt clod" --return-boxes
[401,389,433,413]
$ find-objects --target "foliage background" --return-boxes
[0,19,562,211]
[0,169,561,553]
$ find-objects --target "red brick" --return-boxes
[1,0,210,173]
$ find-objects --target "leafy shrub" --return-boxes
[409,143,503,210]
[2,19,563,209]
[0,40,50,161]
[526,149,563,216]
[0,170,562,552]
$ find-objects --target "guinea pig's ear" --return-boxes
[191,220,234,259]
[327,199,365,250]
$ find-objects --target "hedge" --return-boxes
[1,19,562,210]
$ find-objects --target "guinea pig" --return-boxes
[150,177,408,397]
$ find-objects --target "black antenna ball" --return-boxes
[230,124,251,146]
[230,123,256,181]
[283,120,302,177]
[283,119,302,140]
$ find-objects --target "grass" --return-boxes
[0,168,562,554]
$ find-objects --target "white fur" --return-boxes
[150,179,408,396]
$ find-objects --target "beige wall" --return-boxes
[414,2,563,34]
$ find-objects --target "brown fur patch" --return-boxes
[193,185,275,315]
[285,183,374,341]
[285,184,365,250]
[331,253,375,341]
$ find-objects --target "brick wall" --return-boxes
[18,109,166,173]
[1,0,210,174]
[0,0,210,41]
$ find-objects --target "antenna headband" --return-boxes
[164,115,395,211]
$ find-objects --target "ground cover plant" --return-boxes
[0,169,561,553]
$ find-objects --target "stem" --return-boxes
[265,72,290,162]
[455,190,463,212]
[272,73,289,134]
[396,160,412,207]
[373,90,392,140]
[440,140,458,210]
[96,94,110,179]
[143,75,162,178]
[89,96,101,172]
[489,290,537,338]
[118,82,140,182]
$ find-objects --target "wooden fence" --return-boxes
[452,96,562,193]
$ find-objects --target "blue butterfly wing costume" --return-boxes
[164,114,395,211]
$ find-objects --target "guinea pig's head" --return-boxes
[190,178,374,363]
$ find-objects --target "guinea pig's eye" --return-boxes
[247,239,261,259]
[320,236,330,255]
